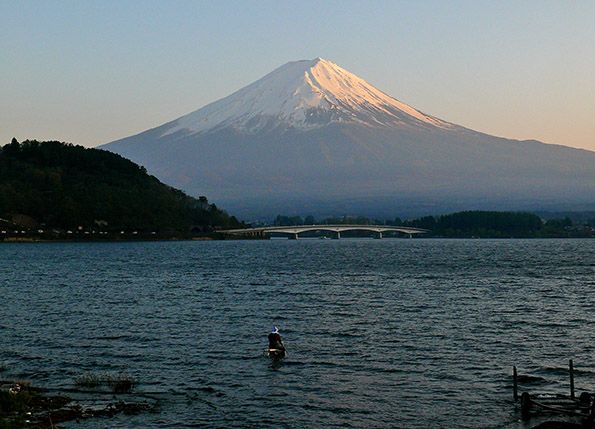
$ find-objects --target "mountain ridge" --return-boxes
[0,139,244,233]
[102,58,595,219]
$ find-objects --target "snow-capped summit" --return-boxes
[164,57,452,136]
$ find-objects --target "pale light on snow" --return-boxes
[163,58,454,137]
[102,57,595,220]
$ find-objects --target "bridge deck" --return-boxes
[224,224,428,238]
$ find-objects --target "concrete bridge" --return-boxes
[224,224,429,239]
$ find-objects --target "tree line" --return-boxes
[0,139,244,235]
[273,214,404,227]
[271,211,595,238]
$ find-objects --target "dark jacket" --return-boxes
[268,332,283,349]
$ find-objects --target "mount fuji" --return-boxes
[102,58,595,219]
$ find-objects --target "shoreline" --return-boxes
[0,380,157,428]
[1,235,593,243]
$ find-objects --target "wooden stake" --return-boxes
[569,359,575,400]
[513,366,518,401]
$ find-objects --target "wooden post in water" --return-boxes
[569,359,575,400]
[513,366,518,401]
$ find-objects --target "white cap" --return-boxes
[272,326,279,334]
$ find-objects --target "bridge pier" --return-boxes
[288,233,298,240]
[332,231,340,239]
[374,232,383,239]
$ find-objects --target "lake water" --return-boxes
[2,239,595,428]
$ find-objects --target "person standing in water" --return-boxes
[268,327,285,351]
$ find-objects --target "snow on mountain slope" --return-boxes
[102,57,595,219]
[163,58,454,136]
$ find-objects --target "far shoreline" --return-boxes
[2,234,594,242]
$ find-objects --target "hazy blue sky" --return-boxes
[2,1,594,151]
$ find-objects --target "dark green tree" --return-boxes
[0,139,244,233]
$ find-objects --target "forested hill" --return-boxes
[0,139,244,236]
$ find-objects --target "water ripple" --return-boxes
[2,239,595,427]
